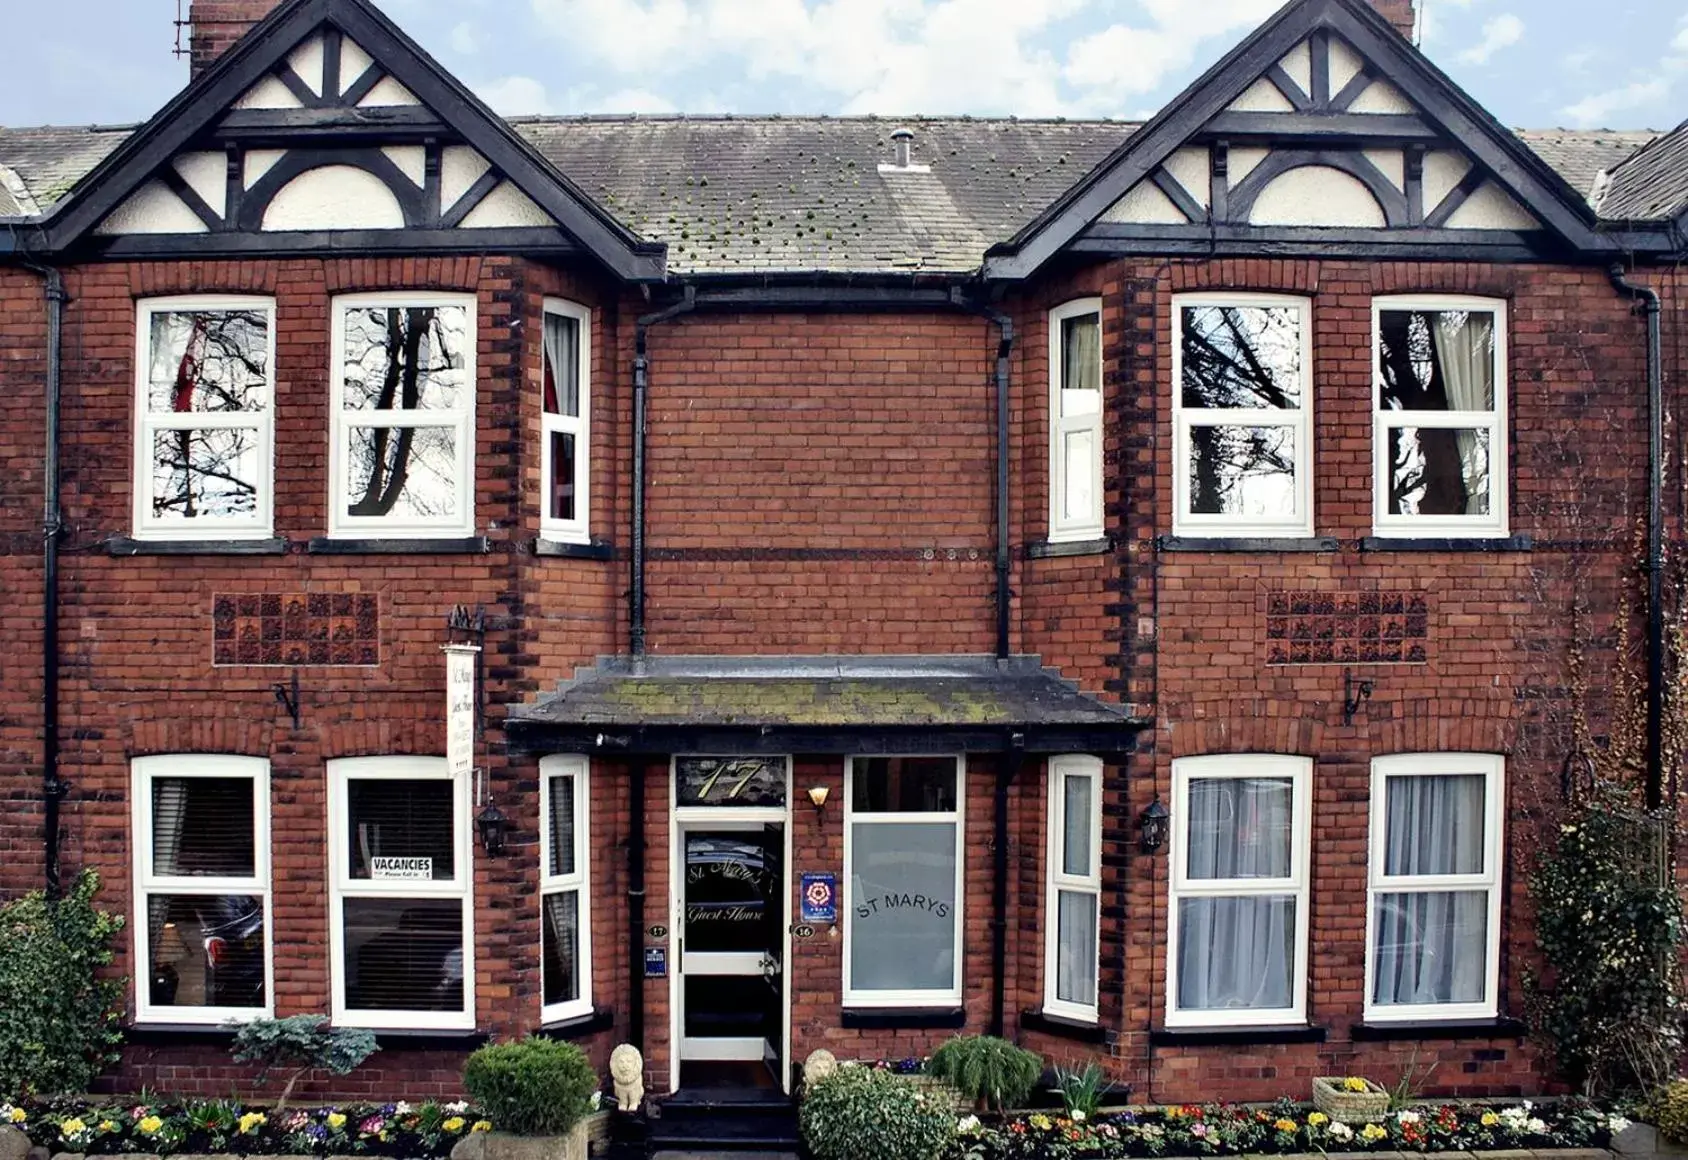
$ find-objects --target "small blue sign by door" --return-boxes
[801,872,838,923]
[643,947,667,978]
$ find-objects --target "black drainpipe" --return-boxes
[952,288,1016,659]
[631,287,698,660]
[990,741,1022,1037]
[1610,265,1666,811]
[627,756,648,1053]
[25,264,68,898]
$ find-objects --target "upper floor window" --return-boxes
[541,755,592,1023]
[134,297,275,541]
[1174,295,1313,538]
[1045,754,1102,1023]
[330,293,476,539]
[541,301,591,543]
[328,756,473,1031]
[1374,297,1508,538]
[132,755,271,1024]
[1366,753,1503,1022]
[1168,754,1310,1027]
[1049,299,1104,542]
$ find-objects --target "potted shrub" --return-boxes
[927,1035,1043,1114]
[800,1067,955,1160]
[456,1038,600,1160]
[1312,1076,1390,1122]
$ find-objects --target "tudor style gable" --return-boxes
[37,0,664,279]
[985,0,1625,277]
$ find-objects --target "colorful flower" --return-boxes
[60,1119,87,1139]
[1398,1110,1421,1124]
[5,1108,25,1125]
[1274,1119,1298,1133]
[445,1101,469,1114]
[1527,1118,1548,1134]
[1308,1112,1329,1128]
[1029,1114,1053,1131]
[326,1113,347,1131]
[1072,1110,1087,1123]
[1361,1123,1388,1142]
[443,1117,466,1134]
[471,1121,493,1133]
[1329,1123,1354,1142]
[1343,1077,1371,1093]
[359,1116,385,1137]
[239,1112,267,1135]
[98,1120,119,1133]
[138,1116,163,1135]
[957,1116,981,1134]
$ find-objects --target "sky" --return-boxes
[0,0,1683,132]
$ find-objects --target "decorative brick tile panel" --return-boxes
[1265,589,1430,666]
[213,592,380,666]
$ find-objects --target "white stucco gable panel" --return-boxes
[340,38,375,92]
[1446,182,1540,230]
[1363,149,1405,193]
[459,182,557,229]
[1102,180,1188,224]
[95,181,210,235]
[235,74,304,110]
[1230,78,1295,113]
[261,165,407,230]
[1348,79,1414,114]
[1249,165,1386,227]
[245,149,286,188]
[1165,148,1211,211]
[174,152,228,218]
[382,146,428,187]
[1423,151,1473,210]
[287,33,327,97]
[1279,40,1312,95]
[441,146,492,209]
[1328,37,1366,95]
[359,76,420,107]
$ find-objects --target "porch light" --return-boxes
[1138,799,1170,855]
[807,784,830,815]
[476,802,511,857]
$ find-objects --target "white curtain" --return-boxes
[1177,779,1294,1010]
[1372,774,1488,1006]
[543,315,579,418]
[1062,315,1101,414]
[1430,312,1494,515]
[1056,891,1098,1006]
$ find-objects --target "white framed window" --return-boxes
[1365,753,1504,1022]
[131,755,272,1024]
[541,755,592,1023]
[329,292,477,539]
[844,756,964,1007]
[1045,754,1102,1023]
[1167,754,1311,1027]
[133,297,275,541]
[541,300,591,543]
[1373,296,1508,538]
[1172,294,1314,538]
[1049,298,1105,542]
[328,756,473,1030]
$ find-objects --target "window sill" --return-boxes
[308,536,490,555]
[1027,536,1114,560]
[1351,1016,1524,1041]
[126,1023,240,1046]
[363,1029,491,1050]
[1157,536,1340,554]
[534,537,615,561]
[1021,1009,1108,1044]
[536,1006,615,1039]
[1361,535,1532,553]
[840,1007,966,1030]
[1150,1024,1327,1046]
[107,537,290,557]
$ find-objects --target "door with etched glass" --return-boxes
[678,823,783,1064]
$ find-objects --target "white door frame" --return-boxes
[668,757,793,1093]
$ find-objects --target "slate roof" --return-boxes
[1597,120,1688,222]
[509,654,1142,732]
[0,116,1673,272]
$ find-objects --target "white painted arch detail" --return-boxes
[1249,164,1387,227]
[261,165,407,231]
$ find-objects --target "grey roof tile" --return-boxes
[1515,128,1661,203]
[1597,120,1688,222]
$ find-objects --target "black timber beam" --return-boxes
[212,105,451,144]
[1198,111,1439,142]
[1071,222,1576,261]
[67,226,582,260]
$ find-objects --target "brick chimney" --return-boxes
[188,0,285,78]
[1367,0,1417,40]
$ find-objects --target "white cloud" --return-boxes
[472,75,682,115]
[477,74,556,114]
[525,0,1280,117]
[449,21,483,55]
[1562,76,1674,127]
[1457,12,1523,65]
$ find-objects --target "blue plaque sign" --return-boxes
[643,946,667,978]
[800,872,838,923]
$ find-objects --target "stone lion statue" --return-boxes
[609,1043,644,1112]
[802,1049,839,1088]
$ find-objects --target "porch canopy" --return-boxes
[505,654,1149,756]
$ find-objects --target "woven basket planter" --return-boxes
[905,1073,972,1115]
[1312,1077,1389,1123]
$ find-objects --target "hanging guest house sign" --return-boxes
[444,644,479,780]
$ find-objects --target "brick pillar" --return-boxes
[1367,0,1417,39]
[188,0,284,78]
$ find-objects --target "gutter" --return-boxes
[1609,265,1666,810]
[631,286,698,658]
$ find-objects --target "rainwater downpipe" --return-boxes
[1609,265,1665,811]
[630,286,697,660]
[950,288,1015,660]
[27,264,67,899]
[627,757,648,1053]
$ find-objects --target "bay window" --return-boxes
[1167,755,1310,1027]
[1045,755,1102,1022]
[330,293,476,539]
[1374,297,1508,537]
[1366,753,1503,1021]
[541,755,591,1023]
[133,297,275,540]
[1049,299,1104,542]
[541,301,591,543]
[844,756,963,1007]
[131,755,271,1023]
[1173,295,1313,538]
[329,757,473,1030]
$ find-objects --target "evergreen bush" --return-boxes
[800,1067,955,1160]
[928,1035,1044,1113]
[461,1038,597,1136]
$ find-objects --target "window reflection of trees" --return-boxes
[1379,310,1494,517]
[341,306,467,519]
[147,310,268,521]
[1181,306,1302,517]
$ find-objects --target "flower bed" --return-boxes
[0,1099,493,1157]
[953,1101,1629,1159]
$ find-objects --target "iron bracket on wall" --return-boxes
[1342,668,1375,726]
[273,669,302,730]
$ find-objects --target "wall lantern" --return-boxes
[807,785,830,817]
[476,802,511,857]
[1138,799,1170,855]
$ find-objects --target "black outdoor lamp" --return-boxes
[476,801,511,857]
[1138,799,1170,855]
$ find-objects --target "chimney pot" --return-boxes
[188,0,286,78]
[890,127,914,169]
